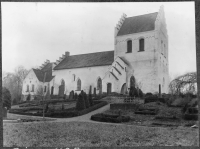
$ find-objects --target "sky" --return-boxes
[2,2,196,79]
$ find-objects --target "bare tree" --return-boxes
[169,72,197,95]
[135,80,143,96]
[3,66,29,104]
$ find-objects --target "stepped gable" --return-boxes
[33,63,55,82]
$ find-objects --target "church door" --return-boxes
[121,83,127,94]
[107,83,112,94]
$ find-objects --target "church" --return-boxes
[22,6,169,100]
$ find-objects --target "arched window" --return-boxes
[97,78,102,90]
[127,40,132,53]
[77,79,81,91]
[32,84,34,92]
[139,38,144,51]
[72,74,75,81]
[27,85,29,92]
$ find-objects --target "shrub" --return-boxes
[129,86,138,97]
[44,103,49,113]
[88,89,93,106]
[74,93,78,100]
[83,92,90,108]
[62,103,65,110]
[26,94,31,101]
[70,90,75,100]
[91,113,130,123]
[171,96,192,107]
[2,87,12,109]
[93,88,96,97]
[78,101,107,115]
[76,93,85,111]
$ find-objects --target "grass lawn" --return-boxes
[3,121,199,147]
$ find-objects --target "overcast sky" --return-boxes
[2,2,196,79]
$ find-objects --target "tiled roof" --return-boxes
[33,63,54,82]
[117,12,158,36]
[54,51,114,70]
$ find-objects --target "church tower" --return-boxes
[114,6,169,94]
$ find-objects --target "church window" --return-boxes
[97,78,102,90]
[72,74,75,81]
[44,86,47,92]
[77,79,81,91]
[125,67,126,72]
[139,38,144,51]
[127,40,132,53]
[32,84,34,92]
[27,85,29,92]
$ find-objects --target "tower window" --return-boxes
[139,38,144,51]
[127,40,132,53]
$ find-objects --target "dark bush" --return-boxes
[91,113,130,123]
[78,101,107,115]
[88,89,93,106]
[74,93,78,100]
[145,92,153,97]
[44,103,49,113]
[26,94,31,101]
[129,86,138,97]
[82,91,90,108]
[69,90,74,100]
[93,88,96,97]
[2,87,12,109]
[144,96,158,104]
[76,93,85,111]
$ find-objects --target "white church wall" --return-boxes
[52,65,110,95]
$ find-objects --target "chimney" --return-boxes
[65,51,70,57]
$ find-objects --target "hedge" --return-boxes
[9,101,108,118]
[110,103,140,111]
[91,113,130,123]
[77,101,108,116]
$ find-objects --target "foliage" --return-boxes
[2,87,12,109]
[93,88,96,97]
[74,93,78,100]
[82,91,90,108]
[129,86,138,97]
[2,66,29,104]
[76,93,86,111]
[169,72,197,95]
[26,94,31,101]
[69,90,74,100]
[88,89,93,106]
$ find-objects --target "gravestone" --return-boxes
[69,90,74,100]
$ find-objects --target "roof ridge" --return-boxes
[68,50,114,57]
[126,12,158,19]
